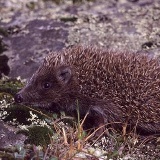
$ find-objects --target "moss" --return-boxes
[19,125,53,146]
[0,79,29,125]
[3,105,33,125]
[0,78,24,96]
[0,77,47,125]
[2,104,50,126]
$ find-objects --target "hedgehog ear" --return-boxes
[57,66,72,84]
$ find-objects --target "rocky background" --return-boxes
[0,0,160,159]
[0,0,160,79]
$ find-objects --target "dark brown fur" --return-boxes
[15,46,160,135]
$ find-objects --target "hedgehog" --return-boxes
[14,46,160,135]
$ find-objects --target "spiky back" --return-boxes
[44,46,160,124]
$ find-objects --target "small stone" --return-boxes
[88,147,95,154]
[94,149,103,157]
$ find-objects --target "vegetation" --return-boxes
[0,76,159,159]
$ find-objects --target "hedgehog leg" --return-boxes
[83,106,106,137]
[135,122,160,135]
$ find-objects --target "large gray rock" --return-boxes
[0,0,160,79]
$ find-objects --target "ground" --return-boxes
[0,0,160,159]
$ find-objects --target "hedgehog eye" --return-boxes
[42,82,52,89]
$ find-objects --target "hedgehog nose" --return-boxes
[14,94,23,103]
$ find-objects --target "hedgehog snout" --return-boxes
[14,93,23,103]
